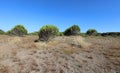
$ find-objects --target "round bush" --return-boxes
[38,25,59,41]
[86,29,98,36]
[7,25,27,36]
[64,25,80,36]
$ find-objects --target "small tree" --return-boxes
[86,29,98,36]
[64,24,80,36]
[7,25,27,36]
[38,25,59,41]
[0,29,5,34]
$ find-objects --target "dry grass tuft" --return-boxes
[68,36,91,49]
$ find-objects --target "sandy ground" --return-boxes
[0,35,120,73]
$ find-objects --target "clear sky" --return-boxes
[0,0,120,33]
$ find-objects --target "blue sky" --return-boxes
[0,0,120,33]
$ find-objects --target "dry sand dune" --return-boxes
[0,35,120,73]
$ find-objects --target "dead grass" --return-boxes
[0,35,120,73]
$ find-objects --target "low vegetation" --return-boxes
[101,32,120,37]
[0,24,120,40]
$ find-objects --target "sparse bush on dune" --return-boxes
[0,29,5,34]
[86,29,98,36]
[64,24,80,36]
[38,25,59,41]
[7,25,28,36]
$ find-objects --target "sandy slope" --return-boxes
[0,35,120,73]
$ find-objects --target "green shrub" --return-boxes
[0,29,5,34]
[64,24,80,36]
[7,25,27,36]
[86,29,98,36]
[38,25,59,41]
